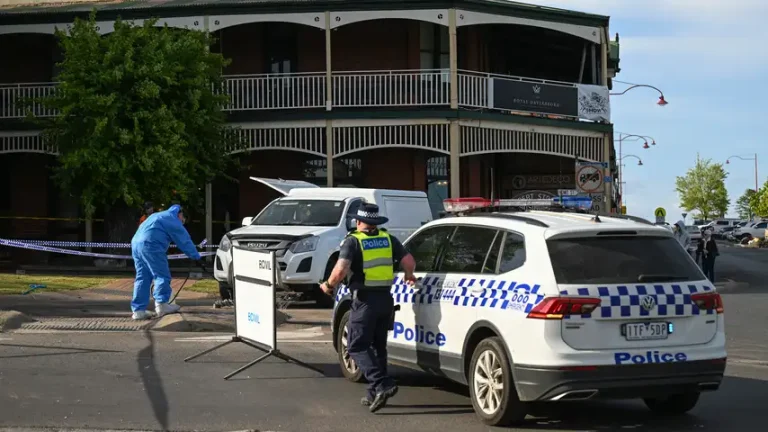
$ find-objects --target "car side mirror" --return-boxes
[347,218,356,230]
[242,217,253,226]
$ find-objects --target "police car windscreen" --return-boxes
[546,236,705,284]
[252,200,345,227]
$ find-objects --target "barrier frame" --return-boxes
[183,246,324,379]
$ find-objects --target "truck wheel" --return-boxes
[468,337,527,426]
[644,392,700,415]
[337,310,364,382]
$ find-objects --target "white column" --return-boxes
[325,11,334,188]
[601,30,612,214]
[449,9,461,198]
[205,182,213,261]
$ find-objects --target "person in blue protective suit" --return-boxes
[131,204,202,320]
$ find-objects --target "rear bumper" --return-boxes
[513,358,726,402]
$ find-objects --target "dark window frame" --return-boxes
[433,224,503,275]
[404,224,456,273]
[497,230,527,274]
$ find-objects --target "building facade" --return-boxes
[0,0,620,261]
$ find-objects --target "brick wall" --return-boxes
[331,20,416,71]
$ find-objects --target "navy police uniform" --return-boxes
[338,203,407,411]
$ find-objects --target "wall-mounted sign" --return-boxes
[507,174,574,190]
[510,190,556,200]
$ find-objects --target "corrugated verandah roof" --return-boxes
[0,0,609,27]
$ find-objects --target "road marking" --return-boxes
[0,337,12,341]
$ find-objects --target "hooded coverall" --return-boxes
[130,204,202,312]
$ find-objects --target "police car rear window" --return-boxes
[546,236,705,285]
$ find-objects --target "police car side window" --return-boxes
[439,226,499,274]
[405,225,455,272]
[498,232,526,273]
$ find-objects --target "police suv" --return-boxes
[331,197,726,426]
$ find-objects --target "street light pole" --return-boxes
[614,133,656,209]
[611,80,668,106]
[726,153,760,192]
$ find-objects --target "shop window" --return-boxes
[426,156,448,219]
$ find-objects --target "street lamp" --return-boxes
[617,154,645,207]
[620,154,643,166]
[611,80,668,106]
[726,154,759,193]
[614,133,657,209]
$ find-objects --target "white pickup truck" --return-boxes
[213,177,433,306]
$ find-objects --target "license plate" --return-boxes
[622,322,669,341]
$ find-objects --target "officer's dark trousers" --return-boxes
[348,290,395,398]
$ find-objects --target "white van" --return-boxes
[213,177,433,306]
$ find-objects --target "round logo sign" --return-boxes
[576,165,603,193]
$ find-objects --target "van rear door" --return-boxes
[379,195,433,238]
[544,233,721,351]
[250,177,320,196]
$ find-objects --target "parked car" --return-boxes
[214,177,433,306]
[731,220,768,241]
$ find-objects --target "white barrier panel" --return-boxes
[232,246,276,350]
[184,245,324,380]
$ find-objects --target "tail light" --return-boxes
[691,292,724,314]
[527,297,602,320]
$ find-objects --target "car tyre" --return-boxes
[337,310,364,383]
[644,391,700,416]
[468,337,527,426]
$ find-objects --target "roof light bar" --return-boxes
[442,196,593,213]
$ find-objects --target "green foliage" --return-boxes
[39,11,242,218]
[735,188,757,219]
[750,180,768,218]
[675,155,730,221]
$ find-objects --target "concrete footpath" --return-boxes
[0,279,329,334]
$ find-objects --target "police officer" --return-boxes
[320,202,416,413]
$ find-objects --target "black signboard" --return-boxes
[493,79,578,117]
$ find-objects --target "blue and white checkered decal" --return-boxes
[559,284,716,319]
[335,278,716,318]
[335,276,546,313]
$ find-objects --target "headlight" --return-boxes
[219,235,232,253]
[289,236,318,254]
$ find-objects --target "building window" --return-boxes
[419,22,449,82]
[426,156,448,219]
[303,158,363,187]
[265,23,297,74]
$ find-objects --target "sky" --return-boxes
[523,0,768,223]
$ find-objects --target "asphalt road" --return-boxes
[1,243,767,432]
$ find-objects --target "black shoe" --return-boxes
[361,396,372,407]
[369,385,398,413]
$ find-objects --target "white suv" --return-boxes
[331,198,726,426]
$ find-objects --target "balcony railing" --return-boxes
[0,83,58,118]
[333,69,449,107]
[0,69,608,122]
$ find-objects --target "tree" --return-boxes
[735,188,757,220]
[38,11,241,244]
[751,180,768,218]
[675,155,730,221]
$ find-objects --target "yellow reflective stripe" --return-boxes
[362,257,393,269]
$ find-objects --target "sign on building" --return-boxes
[575,161,607,194]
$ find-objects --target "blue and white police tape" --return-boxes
[0,238,216,260]
[1,239,218,249]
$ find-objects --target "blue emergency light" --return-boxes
[443,196,594,213]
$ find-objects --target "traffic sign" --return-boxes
[575,164,604,193]
[654,207,666,224]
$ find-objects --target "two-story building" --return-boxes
[0,0,620,261]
